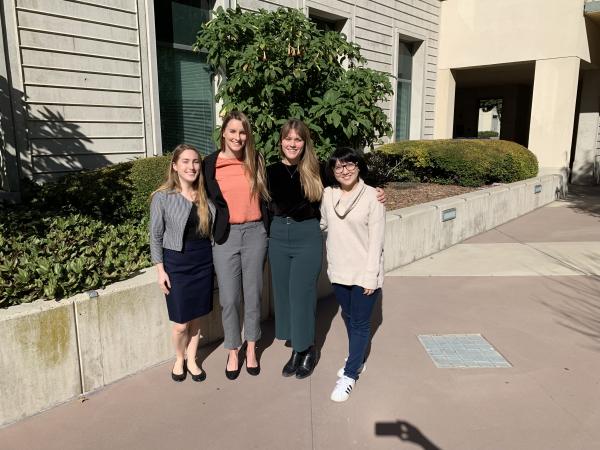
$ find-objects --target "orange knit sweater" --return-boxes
[215,155,261,224]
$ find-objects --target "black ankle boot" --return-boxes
[282,350,301,377]
[295,347,317,379]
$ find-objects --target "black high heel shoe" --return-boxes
[171,360,187,382]
[246,353,260,377]
[244,342,260,376]
[225,352,241,380]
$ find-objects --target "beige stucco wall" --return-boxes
[528,57,581,172]
[433,68,455,138]
[572,69,600,184]
[437,0,592,70]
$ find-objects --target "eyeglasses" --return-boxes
[333,162,357,174]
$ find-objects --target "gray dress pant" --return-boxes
[212,221,267,349]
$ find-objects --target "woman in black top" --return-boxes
[267,119,325,379]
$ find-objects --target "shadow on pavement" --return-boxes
[375,420,443,450]
[315,293,340,357]
[535,187,600,350]
[196,338,224,373]
[564,185,600,218]
[541,269,600,352]
[366,292,384,361]
[256,317,276,362]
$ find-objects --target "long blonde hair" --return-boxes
[280,119,323,202]
[220,110,270,201]
[152,144,211,237]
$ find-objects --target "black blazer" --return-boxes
[203,150,270,244]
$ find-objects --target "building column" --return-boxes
[571,69,600,185]
[528,57,580,177]
[433,69,456,138]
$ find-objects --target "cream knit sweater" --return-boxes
[320,179,386,290]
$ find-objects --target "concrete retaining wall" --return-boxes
[0,267,271,427]
[383,174,563,271]
[0,174,563,427]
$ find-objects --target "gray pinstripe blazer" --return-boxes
[149,190,215,264]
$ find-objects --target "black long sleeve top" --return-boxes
[266,162,327,221]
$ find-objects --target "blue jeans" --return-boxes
[332,284,381,380]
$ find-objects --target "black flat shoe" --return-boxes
[225,354,241,380]
[171,360,187,382]
[282,350,301,377]
[188,366,207,382]
[295,348,317,379]
[246,363,260,376]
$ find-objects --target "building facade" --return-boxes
[2,0,599,201]
[0,0,441,199]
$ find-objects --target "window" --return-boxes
[155,1,216,154]
[308,9,348,33]
[395,41,414,141]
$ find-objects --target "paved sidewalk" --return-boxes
[2,186,599,450]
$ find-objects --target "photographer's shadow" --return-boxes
[375,420,442,450]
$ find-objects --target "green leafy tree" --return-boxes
[194,7,393,162]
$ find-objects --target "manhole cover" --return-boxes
[418,334,511,368]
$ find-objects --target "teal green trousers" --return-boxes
[268,217,322,352]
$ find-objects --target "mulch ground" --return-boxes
[383,182,479,210]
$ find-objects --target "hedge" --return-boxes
[368,139,538,187]
[478,130,499,139]
[1,155,170,308]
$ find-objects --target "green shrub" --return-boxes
[478,130,499,139]
[1,155,171,307]
[0,212,150,307]
[364,151,419,186]
[129,155,171,216]
[374,139,538,187]
[21,155,170,223]
[21,162,136,223]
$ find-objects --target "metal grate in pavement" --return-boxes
[418,334,511,368]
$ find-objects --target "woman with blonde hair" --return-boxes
[203,110,270,379]
[267,119,325,379]
[150,144,215,382]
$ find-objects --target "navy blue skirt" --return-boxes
[163,239,213,324]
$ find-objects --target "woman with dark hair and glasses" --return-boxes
[320,147,385,402]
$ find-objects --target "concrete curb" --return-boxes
[0,174,563,427]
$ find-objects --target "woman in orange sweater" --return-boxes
[203,111,270,379]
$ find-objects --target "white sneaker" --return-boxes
[330,376,356,402]
[337,359,366,378]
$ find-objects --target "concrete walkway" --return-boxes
[2,186,600,450]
